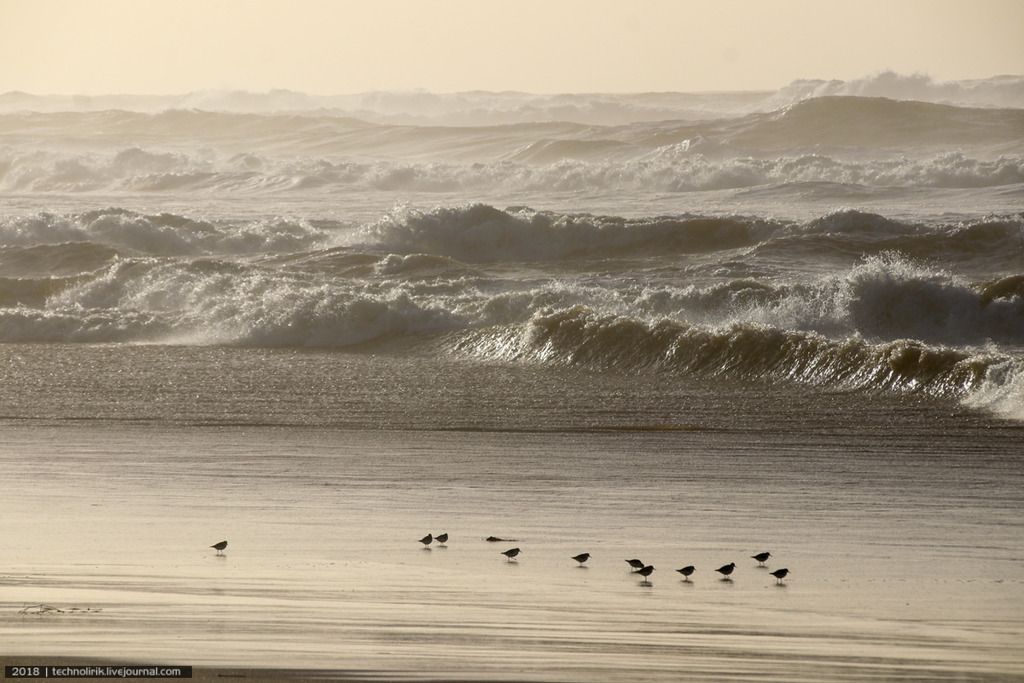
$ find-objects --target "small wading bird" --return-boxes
[502,547,521,562]
[626,559,645,571]
[571,553,590,566]
[716,562,736,579]
[435,532,448,546]
[419,534,433,547]
[676,565,695,580]
[770,568,790,584]
[752,551,771,566]
[637,565,655,584]
[210,540,227,555]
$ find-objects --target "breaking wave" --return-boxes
[626,260,1024,347]
[0,258,463,346]
[451,307,1024,419]
[354,205,776,261]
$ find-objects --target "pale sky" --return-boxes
[1,0,1022,94]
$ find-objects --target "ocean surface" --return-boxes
[1,77,1023,680]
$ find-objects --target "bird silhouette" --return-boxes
[626,558,645,571]
[716,562,736,579]
[210,540,227,555]
[675,565,695,580]
[751,551,771,566]
[637,565,655,584]
[571,553,590,566]
[502,547,521,561]
[419,534,433,547]
[770,568,789,584]
[435,532,448,546]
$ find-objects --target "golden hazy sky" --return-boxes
[2,0,1022,94]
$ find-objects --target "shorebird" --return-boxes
[751,551,771,566]
[675,565,695,580]
[626,559,645,571]
[571,553,590,566]
[502,547,521,562]
[716,562,736,579]
[210,540,227,555]
[637,565,655,584]
[770,568,789,584]
[435,532,448,546]
[419,534,433,547]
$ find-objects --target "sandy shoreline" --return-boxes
[2,393,1022,682]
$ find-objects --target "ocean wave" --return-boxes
[2,258,465,347]
[768,72,1024,111]
[0,208,335,256]
[723,96,1024,152]
[634,254,1024,345]
[354,204,775,261]
[753,210,1024,267]
[0,274,87,307]
[17,249,1018,349]
[450,306,1023,413]
[0,307,169,343]
[0,242,121,277]
[4,147,1024,194]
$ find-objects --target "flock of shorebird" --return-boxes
[415,533,791,585]
[208,536,790,585]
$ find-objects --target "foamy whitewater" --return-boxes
[1,75,1023,680]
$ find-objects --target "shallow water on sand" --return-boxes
[1,347,1022,681]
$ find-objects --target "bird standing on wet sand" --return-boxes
[752,551,771,566]
[676,565,695,580]
[502,547,521,561]
[571,553,590,566]
[626,559,645,571]
[637,565,655,584]
[210,540,227,555]
[770,568,789,584]
[716,562,736,579]
[419,534,433,547]
[435,533,448,546]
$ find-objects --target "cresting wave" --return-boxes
[449,308,1024,420]
[354,205,775,261]
[632,255,1024,346]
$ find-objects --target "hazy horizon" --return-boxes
[3,71,1024,98]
